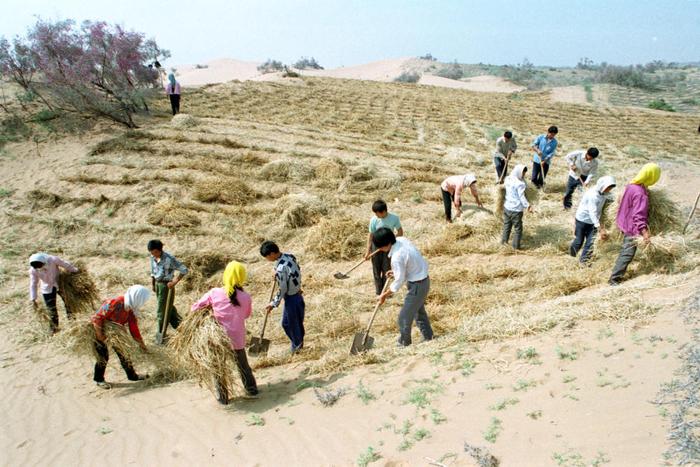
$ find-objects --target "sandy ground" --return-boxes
[549,86,589,105]
[176,58,262,86]
[1,277,697,466]
[420,75,525,93]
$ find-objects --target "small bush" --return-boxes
[648,98,675,112]
[257,59,284,74]
[292,56,323,70]
[283,66,300,78]
[418,53,437,61]
[394,71,421,83]
[595,65,658,90]
[435,61,464,80]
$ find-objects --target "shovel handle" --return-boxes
[496,153,511,184]
[362,279,392,344]
[258,281,277,340]
[160,286,175,336]
[342,249,380,276]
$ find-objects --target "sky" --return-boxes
[1,0,699,69]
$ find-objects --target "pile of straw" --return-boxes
[602,188,683,235]
[57,261,100,316]
[494,183,539,217]
[259,159,314,182]
[314,158,347,180]
[636,234,689,272]
[304,216,366,260]
[169,308,240,397]
[283,194,327,229]
[192,178,258,205]
[171,114,199,128]
[147,199,201,228]
[60,321,140,361]
[179,251,230,292]
[422,224,474,256]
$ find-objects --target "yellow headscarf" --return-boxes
[222,261,247,296]
[631,163,661,187]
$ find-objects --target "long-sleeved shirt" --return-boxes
[388,237,429,294]
[531,134,558,164]
[92,296,143,342]
[150,252,188,282]
[616,184,649,236]
[191,288,252,350]
[29,255,78,301]
[441,174,477,207]
[494,136,518,160]
[576,187,607,228]
[566,150,598,183]
[166,82,181,95]
[503,175,530,212]
[270,253,302,308]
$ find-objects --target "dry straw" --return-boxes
[57,260,100,316]
[169,308,241,398]
[192,178,257,205]
[602,188,683,235]
[259,159,315,182]
[494,183,539,217]
[147,199,201,228]
[283,194,327,229]
[179,251,230,292]
[305,216,366,260]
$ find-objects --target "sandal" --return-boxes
[96,381,111,390]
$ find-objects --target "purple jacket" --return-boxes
[616,184,649,236]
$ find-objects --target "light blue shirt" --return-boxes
[531,134,558,164]
[369,213,402,234]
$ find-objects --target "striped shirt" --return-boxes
[270,253,302,308]
[150,252,188,282]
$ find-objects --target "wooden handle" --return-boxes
[496,153,511,184]
[259,281,277,339]
[343,249,380,276]
[160,287,174,335]
[683,191,700,234]
[362,279,392,343]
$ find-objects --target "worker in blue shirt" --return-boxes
[530,125,559,189]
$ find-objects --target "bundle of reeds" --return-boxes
[60,320,140,361]
[147,199,201,228]
[603,188,683,235]
[494,183,538,217]
[192,178,258,205]
[169,308,241,397]
[635,234,689,272]
[57,261,100,316]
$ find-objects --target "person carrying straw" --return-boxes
[91,285,150,389]
[28,252,79,334]
[609,163,661,285]
[190,261,258,403]
[570,176,616,264]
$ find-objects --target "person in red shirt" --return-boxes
[91,285,151,389]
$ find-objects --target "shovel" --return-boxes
[334,249,380,280]
[155,286,175,345]
[249,281,277,355]
[350,280,392,355]
[496,152,512,185]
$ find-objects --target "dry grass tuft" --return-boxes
[259,159,315,181]
[314,158,347,179]
[192,178,258,205]
[58,261,100,316]
[60,321,140,361]
[494,183,539,217]
[179,251,231,292]
[169,308,241,398]
[422,224,475,256]
[147,199,201,228]
[305,216,366,260]
[171,114,200,128]
[27,190,66,208]
[283,194,327,228]
[636,234,689,272]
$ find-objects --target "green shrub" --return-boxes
[435,61,464,80]
[394,71,421,83]
[647,98,675,112]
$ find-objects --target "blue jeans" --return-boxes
[563,176,583,209]
[282,293,305,351]
[570,220,597,263]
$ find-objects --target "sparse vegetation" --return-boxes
[357,446,381,467]
[647,98,675,112]
[257,59,284,73]
[483,417,503,443]
[293,56,323,70]
[394,71,421,83]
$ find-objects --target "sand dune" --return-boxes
[176,58,261,86]
[420,74,525,93]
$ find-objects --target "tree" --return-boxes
[0,19,170,128]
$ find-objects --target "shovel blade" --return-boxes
[350,332,374,355]
[333,272,349,280]
[155,331,164,345]
[248,337,270,355]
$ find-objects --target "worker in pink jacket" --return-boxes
[440,174,483,222]
[28,252,78,333]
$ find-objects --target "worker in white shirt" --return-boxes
[563,147,600,210]
[570,176,616,264]
[374,228,433,347]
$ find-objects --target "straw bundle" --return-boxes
[494,183,538,217]
[602,188,683,235]
[61,321,140,361]
[283,194,327,229]
[422,224,474,256]
[304,216,366,260]
[57,261,100,316]
[314,158,347,179]
[179,251,230,292]
[192,178,258,205]
[171,113,199,128]
[635,234,689,272]
[169,308,240,397]
[147,199,201,228]
[259,159,314,182]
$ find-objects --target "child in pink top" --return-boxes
[190,261,258,403]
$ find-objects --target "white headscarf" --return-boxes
[512,164,526,181]
[463,174,477,187]
[29,252,49,266]
[596,175,616,194]
[124,285,151,317]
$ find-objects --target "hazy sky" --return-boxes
[2,0,698,68]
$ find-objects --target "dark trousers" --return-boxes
[93,340,138,382]
[155,282,181,333]
[282,294,305,351]
[494,157,507,182]
[398,278,433,346]
[42,287,70,331]
[531,161,550,188]
[371,247,391,295]
[169,94,180,115]
[441,189,454,221]
[215,349,258,403]
[563,176,583,209]
[610,235,638,283]
[570,220,597,263]
[501,209,524,249]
